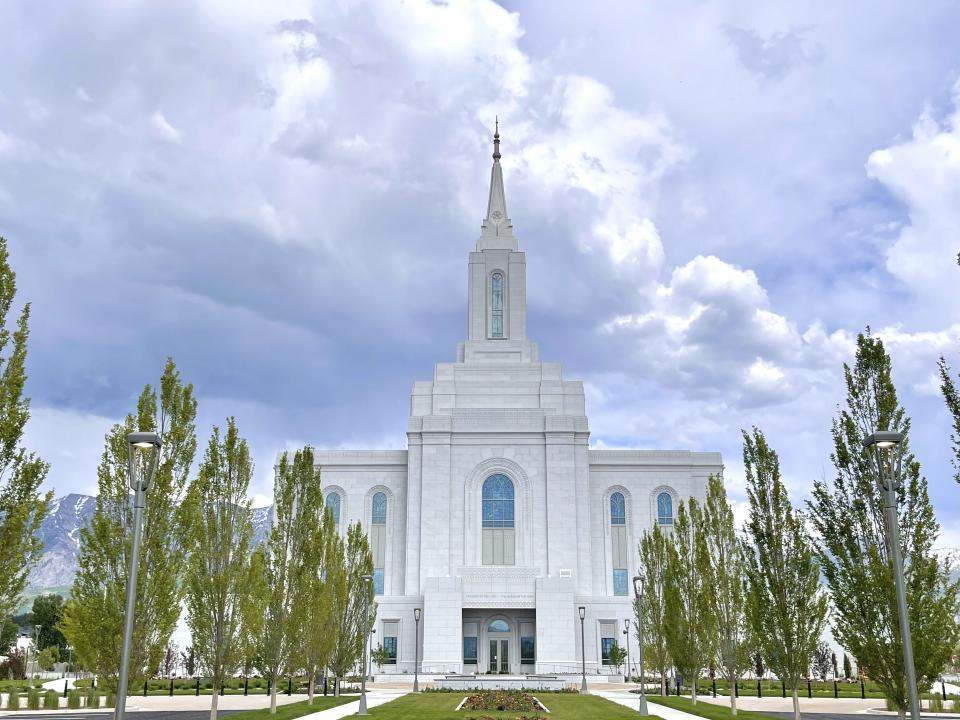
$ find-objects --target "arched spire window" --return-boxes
[371,492,387,594]
[657,492,674,526]
[609,491,628,595]
[490,272,504,338]
[326,492,341,526]
[482,474,514,565]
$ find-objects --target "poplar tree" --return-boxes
[701,475,751,715]
[940,358,959,485]
[741,427,827,720]
[290,462,341,705]
[664,498,714,704]
[257,447,319,714]
[182,418,255,720]
[63,359,197,691]
[810,333,960,720]
[328,522,374,695]
[636,524,672,695]
[0,237,51,621]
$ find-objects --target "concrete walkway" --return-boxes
[592,687,704,720]
[290,691,407,720]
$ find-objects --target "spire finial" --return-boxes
[493,116,501,161]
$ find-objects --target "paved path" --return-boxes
[592,688,705,720]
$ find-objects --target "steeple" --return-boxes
[479,118,515,250]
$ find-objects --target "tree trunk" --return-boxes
[897,707,906,720]
[661,675,667,696]
[333,677,339,697]
[730,674,738,716]
[307,676,314,706]
[792,686,800,720]
[270,684,278,714]
[209,685,219,720]
[692,678,698,705]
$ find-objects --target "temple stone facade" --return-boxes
[313,128,722,677]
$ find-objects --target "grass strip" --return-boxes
[649,695,785,720]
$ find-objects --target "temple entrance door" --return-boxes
[488,639,509,674]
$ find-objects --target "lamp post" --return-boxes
[863,430,919,720]
[413,608,421,692]
[33,624,41,675]
[633,576,648,716]
[623,620,631,683]
[359,574,372,716]
[116,431,161,720]
[578,606,588,694]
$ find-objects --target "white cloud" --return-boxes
[150,110,182,144]
[23,407,117,497]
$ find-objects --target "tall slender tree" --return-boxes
[940,358,959,485]
[182,418,255,720]
[810,333,960,719]
[290,465,341,705]
[742,427,827,720]
[62,358,197,691]
[664,498,714,704]
[328,522,374,695]
[636,524,672,695]
[701,475,751,715]
[0,237,50,621]
[257,447,320,714]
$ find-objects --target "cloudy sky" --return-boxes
[1,0,958,543]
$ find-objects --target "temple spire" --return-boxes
[480,119,514,248]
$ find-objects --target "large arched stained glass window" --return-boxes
[482,474,515,565]
[491,272,504,338]
[657,492,673,526]
[610,492,628,595]
[326,492,341,526]
[371,492,387,594]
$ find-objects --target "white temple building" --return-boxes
[314,127,722,677]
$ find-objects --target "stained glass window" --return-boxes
[610,492,626,525]
[372,492,387,524]
[491,272,504,338]
[482,474,514,528]
[657,492,673,525]
[326,493,341,525]
[487,619,510,633]
[601,636,616,665]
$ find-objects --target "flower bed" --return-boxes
[462,690,543,712]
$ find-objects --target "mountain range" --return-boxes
[26,493,272,602]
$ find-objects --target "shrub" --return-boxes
[105,693,116,708]
[85,687,100,708]
[885,697,898,712]
[8,687,20,710]
[43,690,59,709]
[67,690,81,709]
[27,688,40,709]
[929,694,944,713]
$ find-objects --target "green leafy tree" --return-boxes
[0,616,17,651]
[608,643,628,676]
[637,524,672,695]
[239,547,268,675]
[370,643,389,673]
[328,522,374,696]
[28,594,66,650]
[940,358,960,485]
[256,447,319,714]
[37,645,58,671]
[182,418,255,720]
[843,653,852,680]
[292,494,342,705]
[812,642,832,680]
[810,333,960,719]
[742,427,827,720]
[0,237,51,622]
[62,358,197,691]
[665,498,715,704]
[702,475,751,715]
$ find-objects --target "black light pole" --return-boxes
[359,574,372,716]
[623,620,631,682]
[633,576,648,715]
[863,431,919,720]
[578,606,588,694]
[413,608,421,692]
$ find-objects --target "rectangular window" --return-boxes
[600,621,617,665]
[521,637,535,664]
[463,636,478,664]
[382,621,398,664]
[601,637,615,665]
[482,528,515,565]
[613,569,628,596]
[372,568,384,595]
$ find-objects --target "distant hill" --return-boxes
[27,493,273,599]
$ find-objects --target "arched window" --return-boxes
[491,272,504,338]
[371,492,387,594]
[610,492,628,595]
[326,492,341,526]
[482,474,515,565]
[657,492,673,526]
[488,619,510,633]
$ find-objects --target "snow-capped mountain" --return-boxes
[27,494,273,595]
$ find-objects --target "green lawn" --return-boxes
[221,696,357,720]
[366,692,662,719]
[650,696,784,720]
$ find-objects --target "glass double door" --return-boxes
[488,639,509,673]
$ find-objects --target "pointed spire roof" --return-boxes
[479,118,516,250]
